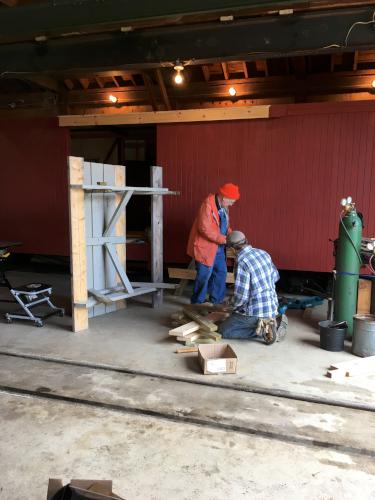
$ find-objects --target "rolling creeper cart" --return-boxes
[4,283,64,327]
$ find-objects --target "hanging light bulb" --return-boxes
[228,86,237,97]
[372,80,375,89]
[109,94,118,104]
[173,62,184,85]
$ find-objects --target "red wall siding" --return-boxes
[0,118,70,255]
[158,101,375,272]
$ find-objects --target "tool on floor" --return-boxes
[5,283,64,327]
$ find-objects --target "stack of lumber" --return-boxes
[169,303,230,352]
[326,355,375,380]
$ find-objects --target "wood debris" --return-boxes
[326,355,375,379]
[169,303,228,349]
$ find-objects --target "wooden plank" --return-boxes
[151,166,163,307]
[221,62,229,80]
[169,321,200,337]
[357,279,372,314]
[83,161,94,320]
[168,267,235,284]
[103,163,117,314]
[69,156,88,332]
[174,258,195,296]
[183,308,218,332]
[91,162,106,317]
[176,347,198,353]
[59,106,271,127]
[116,163,127,311]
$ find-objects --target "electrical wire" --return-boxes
[240,9,375,59]
[344,10,375,47]
[369,254,375,274]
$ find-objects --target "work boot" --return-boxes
[276,314,288,342]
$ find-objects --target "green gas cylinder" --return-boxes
[334,200,363,338]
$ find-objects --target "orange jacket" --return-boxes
[187,194,230,267]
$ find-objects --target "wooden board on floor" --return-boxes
[183,308,218,332]
[329,355,375,377]
[169,321,200,337]
[357,279,372,314]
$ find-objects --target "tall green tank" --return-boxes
[334,200,363,338]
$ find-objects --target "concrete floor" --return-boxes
[0,270,374,499]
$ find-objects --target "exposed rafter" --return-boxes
[155,68,172,111]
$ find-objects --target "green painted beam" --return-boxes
[0,0,306,43]
[0,6,374,73]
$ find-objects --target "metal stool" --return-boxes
[5,283,64,327]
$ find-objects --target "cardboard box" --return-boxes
[198,343,237,375]
[46,479,124,499]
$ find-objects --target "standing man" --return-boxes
[187,183,240,304]
[219,231,287,344]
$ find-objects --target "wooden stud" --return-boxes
[115,164,126,311]
[69,156,89,332]
[242,61,249,79]
[151,166,163,307]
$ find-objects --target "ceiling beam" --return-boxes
[59,105,271,127]
[0,6,375,73]
[8,75,61,92]
[0,0,332,43]
[0,0,18,6]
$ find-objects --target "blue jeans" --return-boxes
[191,249,227,304]
[219,313,259,339]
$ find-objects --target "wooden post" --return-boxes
[151,166,163,307]
[68,156,88,332]
[115,165,126,311]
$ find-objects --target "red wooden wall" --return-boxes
[158,101,375,272]
[0,117,70,255]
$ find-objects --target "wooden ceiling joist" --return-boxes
[221,62,229,80]
[155,68,172,111]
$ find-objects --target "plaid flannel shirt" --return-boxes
[232,245,279,318]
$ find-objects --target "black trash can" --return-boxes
[318,320,347,352]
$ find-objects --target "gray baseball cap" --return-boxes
[226,230,247,248]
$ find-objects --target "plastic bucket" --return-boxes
[353,314,375,357]
[319,320,347,352]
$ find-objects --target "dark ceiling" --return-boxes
[0,0,375,115]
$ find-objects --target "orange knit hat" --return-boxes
[219,183,240,200]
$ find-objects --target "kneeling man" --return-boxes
[219,231,287,344]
